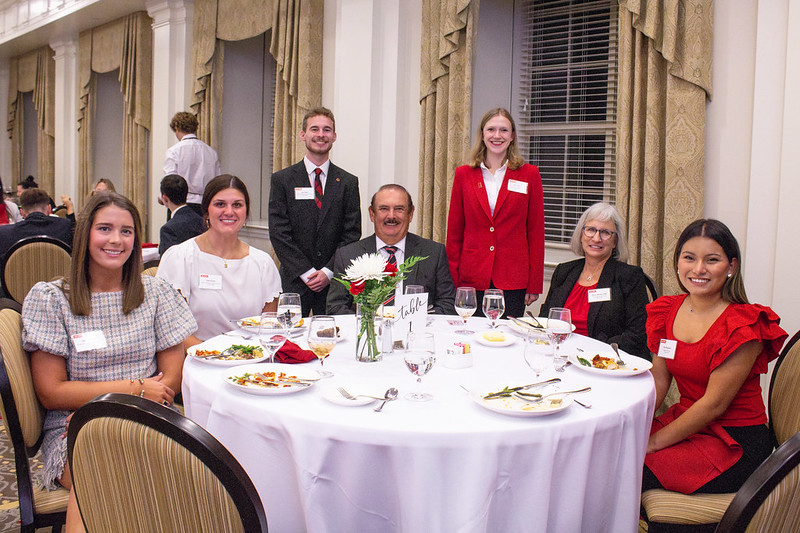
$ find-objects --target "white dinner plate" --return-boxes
[225,363,318,395]
[235,315,307,333]
[187,344,269,366]
[470,389,573,417]
[507,317,576,336]
[568,351,653,377]
[320,383,378,406]
[473,330,518,347]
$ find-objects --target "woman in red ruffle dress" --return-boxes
[643,219,787,502]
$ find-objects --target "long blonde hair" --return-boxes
[466,108,525,170]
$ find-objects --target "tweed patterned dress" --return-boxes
[21,275,196,489]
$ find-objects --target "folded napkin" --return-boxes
[275,340,316,364]
[142,242,158,248]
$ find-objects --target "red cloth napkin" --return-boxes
[142,242,158,248]
[275,340,316,364]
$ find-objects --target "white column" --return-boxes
[0,59,11,189]
[50,38,79,204]
[146,0,194,242]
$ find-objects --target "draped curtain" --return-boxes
[418,0,478,243]
[77,12,153,217]
[190,0,323,170]
[616,0,712,296]
[6,47,55,195]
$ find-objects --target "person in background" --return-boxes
[0,176,22,225]
[91,178,116,194]
[157,174,205,255]
[158,175,281,344]
[446,107,545,318]
[0,189,73,259]
[269,107,361,316]
[16,175,38,198]
[539,203,649,359]
[327,184,456,315]
[642,219,786,510]
[23,192,196,531]
[163,111,221,215]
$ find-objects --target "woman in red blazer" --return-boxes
[446,108,544,317]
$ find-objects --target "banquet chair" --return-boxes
[715,429,800,532]
[0,308,69,533]
[142,265,159,277]
[67,393,268,533]
[645,274,659,302]
[642,328,800,530]
[52,205,68,218]
[0,235,71,304]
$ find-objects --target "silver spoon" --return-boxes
[374,387,399,412]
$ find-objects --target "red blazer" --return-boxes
[446,164,545,293]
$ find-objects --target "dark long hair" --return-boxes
[673,219,748,304]
[201,175,251,222]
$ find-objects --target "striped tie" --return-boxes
[314,168,323,209]
[383,245,398,306]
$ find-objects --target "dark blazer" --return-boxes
[159,205,205,255]
[0,212,73,261]
[269,161,361,308]
[326,233,456,315]
[539,257,650,359]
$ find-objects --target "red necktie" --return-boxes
[314,168,323,209]
[383,246,398,305]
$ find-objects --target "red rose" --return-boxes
[349,281,365,296]
[384,262,398,277]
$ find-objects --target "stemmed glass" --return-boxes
[546,308,572,370]
[404,285,425,294]
[454,287,477,335]
[277,293,302,327]
[482,289,505,329]
[307,316,338,378]
[523,329,553,378]
[404,332,436,401]
[258,311,290,363]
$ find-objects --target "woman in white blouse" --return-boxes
[158,174,281,344]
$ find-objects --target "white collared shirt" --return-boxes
[303,157,331,192]
[480,161,508,215]
[375,235,407,265]
[163,134,221,205]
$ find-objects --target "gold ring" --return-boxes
[162,400,169,406]
[139,389,145,397]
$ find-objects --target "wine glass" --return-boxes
[404,332,436,401]
[277,293,302,327]
[546,307,572,370]
[258,311,289,363]
[454,287,477,335]
[307,316,338,378]
[523,329,553,378]
[404,285,425,294]
[482,289,505,329]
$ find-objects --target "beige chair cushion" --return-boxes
[3,240,71,303]
[33,485,70,514]
[641,489,734,525]
[0,309,43,447]
[142,266,158,277]
[72,416,246,533]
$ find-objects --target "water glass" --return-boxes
[308,315,338,378]
[404,285,425,294]
[523,330,553,377]
[404,332,436,401]
[454,287,477,335]
[258,311,289,363]
[482,289,505,328]
[546,307,572,370]
[277,293,302,326]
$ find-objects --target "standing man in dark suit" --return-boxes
[269,107,361,316]
[157,174,206,255]
[0,189,73,260]
[327,184,455,315]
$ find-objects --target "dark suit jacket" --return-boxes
[159,205,205,255]
[268,161,361,295]
[326,233,456,315]
[0,212,73,261]
[539,257,650,359]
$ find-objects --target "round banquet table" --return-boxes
[182,315,656,533]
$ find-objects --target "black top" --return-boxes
[0,212,73,261]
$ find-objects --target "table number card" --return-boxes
[393,293,429,339]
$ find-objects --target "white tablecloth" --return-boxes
[182,316,655,533]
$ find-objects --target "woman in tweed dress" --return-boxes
[22,192,196,532]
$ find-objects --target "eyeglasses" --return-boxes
[582,226,615,241]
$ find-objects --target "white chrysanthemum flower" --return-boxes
[343,253,388,283]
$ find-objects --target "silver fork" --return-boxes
[610,342,625,366]
[515,386,591,403]
[337,387,384,401]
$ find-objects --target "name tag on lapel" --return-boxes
[507,179,528,194]
[587,288,611,302]
[294,187,314,200]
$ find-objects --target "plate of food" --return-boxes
[508,317,576,336]
[473,330,517,347]
[569,351,653,377]
[187,344,268,366]
[470,385,572,417]
[224,363,319,395]
[235,315,306,332]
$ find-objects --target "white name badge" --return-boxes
[507,179,528,194]
[198,273,223,290]
[587,287,611,303]
[657,338,677,360]
[72,330,108,352]
[294,187,315,200]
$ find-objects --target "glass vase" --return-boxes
[355,304,384,362]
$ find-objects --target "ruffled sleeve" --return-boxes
[646,295,680,354]
[708,303,787,374]
[21,281,70,357]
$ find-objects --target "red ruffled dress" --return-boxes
[644,294,787,494]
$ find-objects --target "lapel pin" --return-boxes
[337,178,340,182]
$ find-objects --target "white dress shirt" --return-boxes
[299,157,333,282]
[163,134,221,205]
[480,161,507,216]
